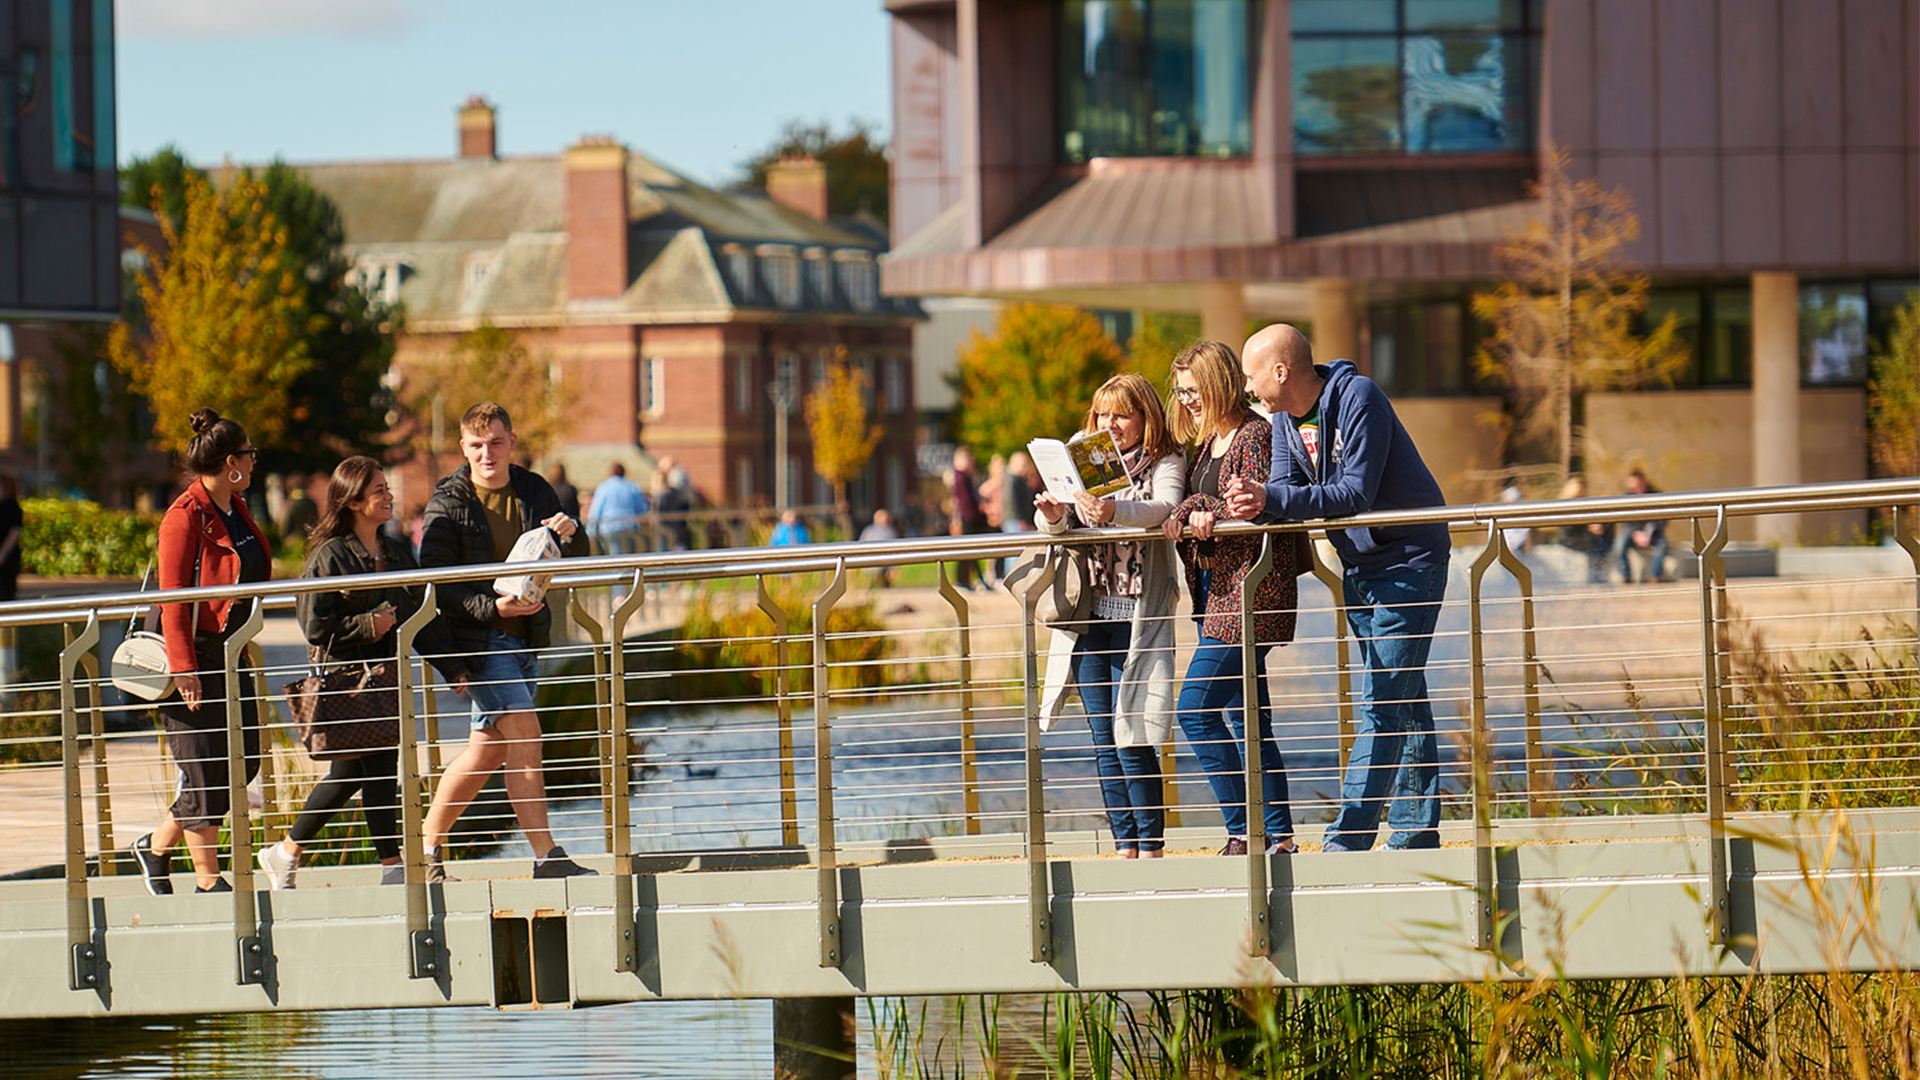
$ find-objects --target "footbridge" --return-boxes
[4,480,1920,1020]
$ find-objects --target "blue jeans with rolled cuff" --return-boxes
[1071,618,1164,851]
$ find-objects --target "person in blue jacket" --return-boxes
[1224,324,1451,852]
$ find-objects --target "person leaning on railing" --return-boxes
[1161,341,1300,858]
[255,457,458,891]
[1034,373,1186,860]
[131,409,271,896]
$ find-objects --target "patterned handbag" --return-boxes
[282,655,399,761]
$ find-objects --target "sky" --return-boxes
[115,0,894,189]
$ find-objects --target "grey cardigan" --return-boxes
[1036,451,1186,746]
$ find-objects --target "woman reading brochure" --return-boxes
[1034,373,1185,858]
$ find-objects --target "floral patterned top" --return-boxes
[1166,414,1298,646]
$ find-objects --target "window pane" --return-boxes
[1404,0,1525,32]
[1868,279,1920,352]
[1147,0,1251,156]
[1292,0,1395,32]
[1645,290,1702,385]
[1402,33,1515,152]
[1294,37,1402,154]
[1060,0,1150,160]
[1708,287,1751,386]
[1800,283,1869,385]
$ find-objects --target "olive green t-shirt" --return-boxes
[476,482,531,640]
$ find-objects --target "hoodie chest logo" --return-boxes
[1331,426,1346,469]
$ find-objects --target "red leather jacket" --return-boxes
[157,482,271,674]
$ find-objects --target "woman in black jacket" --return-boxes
[257,457,447,889]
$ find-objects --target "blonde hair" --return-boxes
[1168,340,1250,444]
[1083,372,1177,462]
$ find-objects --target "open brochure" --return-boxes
[1027,428,1134,502]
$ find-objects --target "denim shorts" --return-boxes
[467,630,538,730]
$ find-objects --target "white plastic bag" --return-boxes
[493,527,563,605]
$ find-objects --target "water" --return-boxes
[3,1002,778,1079]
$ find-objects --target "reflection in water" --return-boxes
[6,1003,773,1079]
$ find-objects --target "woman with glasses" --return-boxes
[1034,373,1185,858]
[130,409,272,895]
[1161,341,1300,856]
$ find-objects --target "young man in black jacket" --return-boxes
[418,401,595,881]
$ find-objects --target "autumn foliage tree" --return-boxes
[109,170,310,458]
[396,324,574,478]
[1868,291,1920,480]
[1471,147,1687,482]
[805,347,883,513]
[952,304,1123,461]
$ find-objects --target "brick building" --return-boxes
[301,99,922,520]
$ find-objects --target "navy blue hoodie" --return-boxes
[1259,359,1451,578]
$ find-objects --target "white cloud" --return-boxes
[120,0,416,41]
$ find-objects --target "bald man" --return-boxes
[1223,324,1450,852]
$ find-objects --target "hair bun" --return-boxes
[189,408,221,436]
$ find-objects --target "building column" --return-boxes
[1199,281,1247,350]
[1751,271,1801,546]
[1312,279,1360,364]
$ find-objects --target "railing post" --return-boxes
[78,633,114,876]
[936,563,980,835]
[221,601,267,986]
[813,560,849,968]
[1693,511,1732,945]
[1894,505,1920,638]
[608,570,646,974]
[1305,536,1356,767]
[569,590,614,853]
[59,614,101,991]
[1238,534,1275,959]
[396,584,440,980]
[757,576,800,847]
[1465,525,1501,951]
[1011,547,1057,965]
[1485,528,1544,816]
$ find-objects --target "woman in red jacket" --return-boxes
[131,408,272,895]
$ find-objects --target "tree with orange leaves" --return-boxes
[805,346,883,514]
[109,170,310,459]
[1471,147,1686,482]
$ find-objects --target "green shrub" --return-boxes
[19,499,159,578]
[675,577,895,697]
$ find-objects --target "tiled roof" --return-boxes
[297,151,912,325]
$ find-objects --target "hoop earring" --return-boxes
[228,469,243,484]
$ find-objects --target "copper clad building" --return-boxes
[882,0,1920,542]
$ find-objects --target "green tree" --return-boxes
[120,149,398,471]
[1470,147,1687,482]
[1868,290,1920,480]
[1126,311,1202,401]
[737,120,889,223]
[108,170,310,458]
[397,324,573,479]
[952,304,1123,461]
[805,347,883,513]
[33,324,147,502]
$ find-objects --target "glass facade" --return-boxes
[1293,0,1539,156]
[1058,0,1256,162]
[1799,282,1869,386]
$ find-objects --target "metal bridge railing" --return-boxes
[3,477,1918,986]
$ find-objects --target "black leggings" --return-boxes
[288,749,399,860]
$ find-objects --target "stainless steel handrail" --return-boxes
[5,478,1917,628]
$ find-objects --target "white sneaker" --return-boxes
[1266,838,1298,855]
[257,842,298,890]
[380,863,405,886]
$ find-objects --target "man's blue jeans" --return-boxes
[1071,619,1163,851]
[1326,564,1449,851]
[1176,635,1293,841]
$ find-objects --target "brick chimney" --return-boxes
[766,154,829,221]
[458,96,496,160]
[564,135,631,301]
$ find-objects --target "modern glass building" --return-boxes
[882,0,1920,542]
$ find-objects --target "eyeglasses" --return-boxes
[234,448,257,460]
[1172,387,1201,403]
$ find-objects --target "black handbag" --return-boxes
[282,656,399,760]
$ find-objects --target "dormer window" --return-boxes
[463,250,502,303]
[350,255,408,306]
[804,247,833,306]
[835,251,878,312]
[757,244,801,308]
[721,242,755,303]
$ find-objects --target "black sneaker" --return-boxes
[132,833,173,896]
[195,878,233,894]
[424,849,449,884]
[532,846,598,879]
[1220,837,1249,857]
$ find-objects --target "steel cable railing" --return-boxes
[4,477,1920,982]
